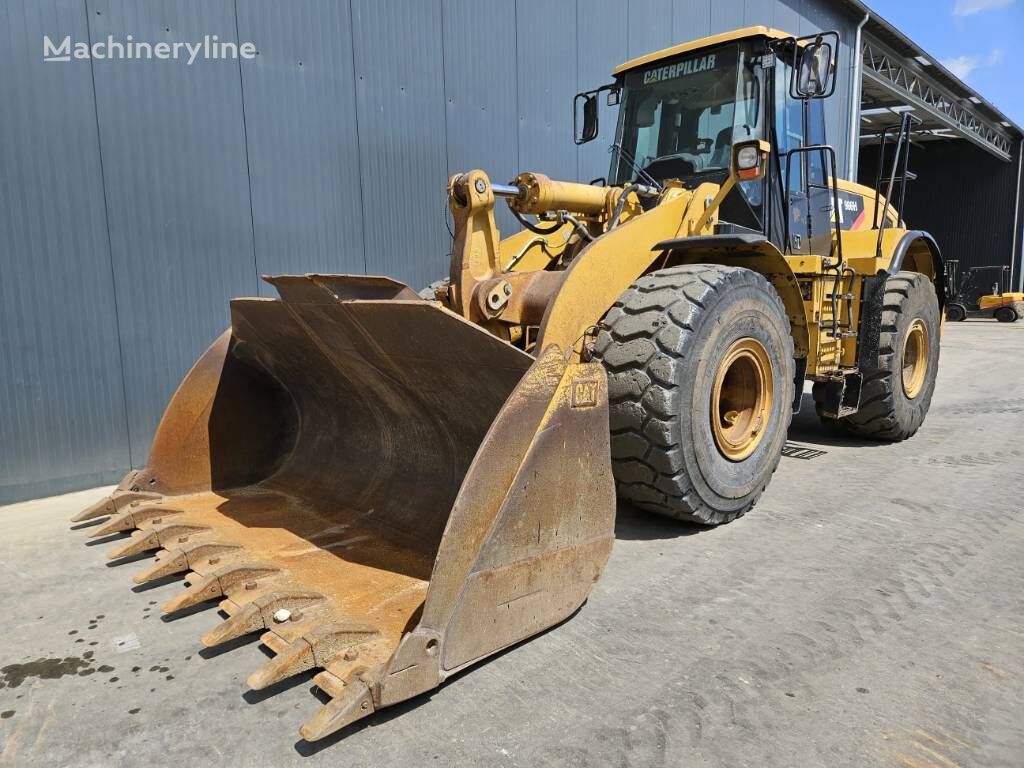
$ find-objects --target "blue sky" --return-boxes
[866,0,1024,127]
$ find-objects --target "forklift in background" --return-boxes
[945,261,1023,322]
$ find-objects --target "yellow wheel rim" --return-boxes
[902,319,929,399]
[711,338,774,462]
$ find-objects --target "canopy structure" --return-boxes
[848,5,1020,161]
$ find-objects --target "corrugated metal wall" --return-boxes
[0,0,858,503]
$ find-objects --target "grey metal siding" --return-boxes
[87,0,258,459]
[236,0,366,281]
[673,0,711,40]
[711,0,745,34]
[628,0,674,59]
[351,0,450,290]
[577,0,629,183]
[516,0,578,183]
[0,0,130,501]
[443,0,519,233]
[1,0,859,503]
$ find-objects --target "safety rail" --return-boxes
[873,112,922,259]
[783,144,852,339]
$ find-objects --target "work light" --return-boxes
[733,140,768,181]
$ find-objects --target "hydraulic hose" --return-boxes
[512,207,565,235]
[608,183,660,229]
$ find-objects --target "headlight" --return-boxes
[736,145,759,170]
[733,141,766,181]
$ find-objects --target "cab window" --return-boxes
[775,57,804,190]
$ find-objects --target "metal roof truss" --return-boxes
[860,37,1013,161]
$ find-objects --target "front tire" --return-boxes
[818,271,940,441]
[592,265,795,525]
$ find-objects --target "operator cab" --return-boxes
[575,27,839,257]
[611,41,763,187]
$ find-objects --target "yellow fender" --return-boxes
[536,190,809,360]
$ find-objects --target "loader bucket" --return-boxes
[73,274,615,742]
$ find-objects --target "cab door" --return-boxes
[775,58,832,256]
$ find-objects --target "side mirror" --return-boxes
[791,32,838,99]
[574,92,600,145]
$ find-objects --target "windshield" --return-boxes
[610,42,762,186]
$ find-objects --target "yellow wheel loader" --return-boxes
[73,26,944,741]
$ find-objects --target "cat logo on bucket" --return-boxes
[571,380,600,409]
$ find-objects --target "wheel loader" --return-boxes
[72,26,944,742]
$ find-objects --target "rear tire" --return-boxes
[995,305,1017,323]
[816,271,940,441]
[945,303,967,322]
[592,265,795,525]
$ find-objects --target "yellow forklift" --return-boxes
[946,262,1023,322]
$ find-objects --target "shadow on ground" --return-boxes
[614,501,706,540]
[786,393,888,449]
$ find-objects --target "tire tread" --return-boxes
[593,265,794,525]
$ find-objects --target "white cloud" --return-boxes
[941,47,1004,81]
[954,0,1014,16]
[942,55,979,79]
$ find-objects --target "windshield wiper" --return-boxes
[609,143,663,191]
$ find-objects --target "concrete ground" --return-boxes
[1,320,1022,767]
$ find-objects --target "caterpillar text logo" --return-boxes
[642,54,716,84]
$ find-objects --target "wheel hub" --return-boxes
[902,319,929,399]
[711,338,774,462]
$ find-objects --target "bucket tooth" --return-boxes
[89,504,181,538]
[304,622,380,668]
[106,523,207,561]
[202,592,326,647]
[72,490,162,523]
[163,562,280,614]
[247,637,316,690]
[202,602,264,647]
[132,549,190,584]
[89,510,137,538]
[246,622,380,691]
[299,678,375,742]
[71,495,116,523]
[106,531,160,560]
[132,541,242,585]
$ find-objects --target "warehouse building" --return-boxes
[2,0,1022,503]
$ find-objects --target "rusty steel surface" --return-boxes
[73,274,615,743]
